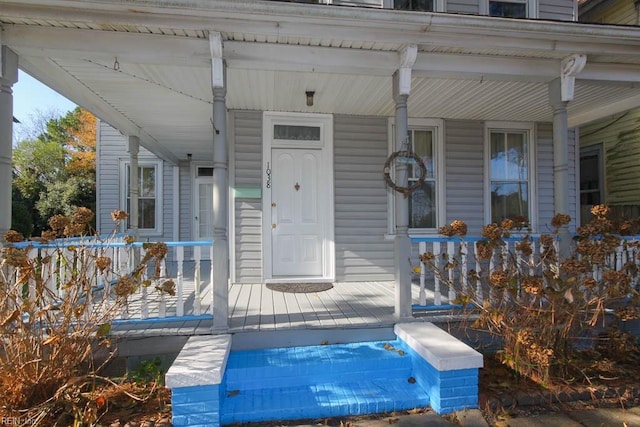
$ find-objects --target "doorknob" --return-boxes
[272,202,277,207]
[294,182,300,191]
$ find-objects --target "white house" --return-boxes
[2,0,640,331]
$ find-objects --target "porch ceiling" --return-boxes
[3,0,640,163]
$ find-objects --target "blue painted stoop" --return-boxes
[166,323,484,427]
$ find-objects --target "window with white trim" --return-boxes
[486,124,535,226]
[480,0,537,18]
[389,119,444,234]
[120,160,163,234]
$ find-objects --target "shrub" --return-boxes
[0,208,172,424]
[420,205,640,386]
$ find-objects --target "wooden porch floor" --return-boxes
[111,280,448,336]
[228,281,397,332]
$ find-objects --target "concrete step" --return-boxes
[220,377,430,424]
[225,340,412,390]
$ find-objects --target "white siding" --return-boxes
[334,115,394,281]
[232,110,263,283]
[444,120,485,235]
[536,122,578,232]
[537,122,555,231]
[178,161,192,241]
[96,120,174,240]
[539,0,575,21]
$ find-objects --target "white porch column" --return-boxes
[549,54,586,257]
[394,45,417,321]
[210,33,229,332]
[127,135,140,239]
[0,45,18,240]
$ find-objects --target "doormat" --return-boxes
[266,282,334,294]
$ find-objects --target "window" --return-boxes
[490,1,525,17]
[388,119,444,234]
[121,160,163,234]
[579,145,603,225]
[394,0,434,11]
[486,123,535,226]
[480,0,537,18]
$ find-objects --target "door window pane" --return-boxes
[410,181,437,228]
[274,125,320,141]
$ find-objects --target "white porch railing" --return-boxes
[411,235,640,310]
[15,238,214,322]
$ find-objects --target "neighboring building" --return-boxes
[578,0,640,223]
[3,0,640,328]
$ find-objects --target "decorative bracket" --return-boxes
[397,44,418,96]
[560,54,587,102]
[209,32,224,89]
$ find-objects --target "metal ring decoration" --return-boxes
[383,150,427,197]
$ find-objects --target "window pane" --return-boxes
[491,182,528,224]
[274,125,320,141]
[491,131,528,180]
[409,181,436,228]
[394,0,434,11]
[490,132,506,180]
[413,130,434,179]
[197,167,214,177]
[489,1,526,18]
[139,199,156,229]
[140,167,156,197]
[506,133,527,180]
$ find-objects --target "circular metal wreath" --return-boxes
[383,150,427,197]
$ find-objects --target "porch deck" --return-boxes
[110,280,449,336]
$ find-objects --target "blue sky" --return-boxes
[13,70,77,123]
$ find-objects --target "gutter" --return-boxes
[2,0,640,46]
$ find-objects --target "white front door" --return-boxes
[271,148,323,276]
[262,112,334,281]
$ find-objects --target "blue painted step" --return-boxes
[220,340,430,425]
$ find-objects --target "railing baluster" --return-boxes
[433,242,441,305]
[140,247,148,320]
[194,246,202,315]
[209,245,214,314]
[461,241,468,294]
[418,241,427,306]
[447,241,456,302]
[474,241,483,304]
[176,246,184,317]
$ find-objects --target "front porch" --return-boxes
[110,280,456,337]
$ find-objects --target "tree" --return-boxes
[12,107,97,236]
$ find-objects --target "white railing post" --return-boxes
[418,241,427,306]
[194,246,202,316]
[447,241,456,302]
[461,241,468,294]
[474,241,483,304]
[140,246,148,320]
[433,242,441,305]
[176,246,184,317]
[210,244,214,314]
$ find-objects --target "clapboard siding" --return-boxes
[178,161,191,241]
[536,123,555,231]
[444,120,485,235]
[96,121,173,240]
[96,121,122,235]
[334,115,394,281]
[580,0,635,25]
[447,0,479,15]
[232,110,263,283]
[581,110,640,208]
[539,0,575,21]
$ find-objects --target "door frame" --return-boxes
[262,112,335,283]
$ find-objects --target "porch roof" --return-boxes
[3,0,640,163]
